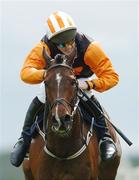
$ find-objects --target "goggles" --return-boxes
[56,39,75,48]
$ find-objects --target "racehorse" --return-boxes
[22,52,122,180]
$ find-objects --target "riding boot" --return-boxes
[10,96,44,167]
[87,95,116,161]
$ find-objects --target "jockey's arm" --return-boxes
[20,41,50,84]
[84,41,119,92]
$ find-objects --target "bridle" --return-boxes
[44,63,79,120]
[38,62,94,160]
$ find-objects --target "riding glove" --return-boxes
[78,79,88,90]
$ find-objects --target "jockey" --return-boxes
[10,11,119,167]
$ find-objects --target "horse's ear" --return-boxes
[42,46,54,69]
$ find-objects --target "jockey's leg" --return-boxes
[10,96,44,167]
[87,95,116,161]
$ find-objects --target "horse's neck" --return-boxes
[46,111,83,156]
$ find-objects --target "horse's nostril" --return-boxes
[51,114,73,133]
[65,114,72,122]
[60,114,70,124]
[61,114,73,129]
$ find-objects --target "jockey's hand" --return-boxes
[78,79,88,90]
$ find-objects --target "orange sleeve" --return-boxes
[20,41,50,84]
[84,42,119,92]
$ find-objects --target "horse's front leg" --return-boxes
[23,159,34,180]
[98,154,121,180]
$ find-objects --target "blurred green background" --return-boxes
[0,151,24,180]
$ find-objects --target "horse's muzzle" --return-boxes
[51,114,73,137]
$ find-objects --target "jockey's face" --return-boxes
[57,40,76,56]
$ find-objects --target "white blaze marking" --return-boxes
[55,73,62,124]
[56,73,62,97]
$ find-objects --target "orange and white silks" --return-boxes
[20,41,119,92]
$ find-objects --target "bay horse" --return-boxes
[23,53,121,180]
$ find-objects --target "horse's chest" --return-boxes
[38,160,92,180]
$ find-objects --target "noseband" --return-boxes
[49,98,79,120]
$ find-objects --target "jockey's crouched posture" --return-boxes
[10,11,119,167]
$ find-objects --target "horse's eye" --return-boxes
[43,80,47,85]
[44,81,48,86]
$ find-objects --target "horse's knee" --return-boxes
[22,159,33,179]
[23,159,30,172]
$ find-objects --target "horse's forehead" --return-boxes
[55,72,62,82]
[53,67,74,77]
[55,72,75,80]
[46,66,75,82]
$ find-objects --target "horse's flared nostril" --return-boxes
[51,113,73,134]
[65,114,72,122]
[61,114,73,130]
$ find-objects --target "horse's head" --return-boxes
[43,52,79,137]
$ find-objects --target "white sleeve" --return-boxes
[37,82,46,103]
